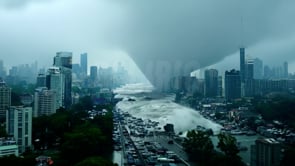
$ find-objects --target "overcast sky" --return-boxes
[1,0,295,78]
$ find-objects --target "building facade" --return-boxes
[54,52,72,109]
[225,69,241,101]
[6,106,32,154]
[34,87,57,117]
[251,138,281,166]
[204,69,218,97]
[0,80,11,122]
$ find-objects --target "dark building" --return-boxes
[251,138,281,166]
[225,69,241,101]
[80,53,88,77]
[240,48,245,83]
[283,61,288,79]
[36,73,46,87]
[90,66,98,81]
[204,69,218,97]
[54,52,72,109]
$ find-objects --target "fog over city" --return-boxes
[1,0,295,81]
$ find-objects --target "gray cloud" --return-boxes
[0,0,295,83]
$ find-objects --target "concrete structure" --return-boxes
[251,138,281,166]
[283,61,288,79]
[80,53,88,76]
[6,106,32,154]
[254,58,263,79]
[0,137,18,157]
[54,52,72,109]
[0,79,11,122]
[46,67,64,108]
[240,47,245,83]
[204,69,218,97]
[36,73,46,87]
[34,87,57,117]
[225,69,241,101]
[90,66,98,81]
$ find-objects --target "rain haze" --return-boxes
[1,0,295,82]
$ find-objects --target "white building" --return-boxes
[47,67,64,108]
[6,106,32,154]
[34,87,57,117]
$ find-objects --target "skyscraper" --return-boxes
[36,73,46,87]
[0,60,6,78]
[54,52,72,109]
[254,58,263,79]
[46,67,64,109]
[204,69,218,97]
[0,79,11,122]
[34,87,57,117]
[80,53,88,76]
[6,106,32,154]
[283,61,288,79]
[225,69,241,101]
[240,48,245,83]
[90,66,98,81]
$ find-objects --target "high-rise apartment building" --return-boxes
[46,67,64,109]
[0,79,11,122]
[34,87,57,117]
[6,106,32,154]
[225,69,241,101]
[251,138,281,166]
[204,69,218,97]
[53,52,72,109]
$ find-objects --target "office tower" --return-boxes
[254,58,263,79]
[54,52,72,109]
[6,106,32,154]
[283,62,288,79]
[251,138,281,166]
[204,69,218,97]
[225,69,241,101]
[80,53,88,76]
[46,67,64,109]
[90,66,98,81]
[0,79,11,122]
[34,87,57,117]
[36,73,46,87]
[240,48,245,82]
[218,76,223,97]
[99,67,113,89]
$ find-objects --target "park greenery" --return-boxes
[0,94,116,166]
[183,130,245,166]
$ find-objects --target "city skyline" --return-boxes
[1,1,295,85]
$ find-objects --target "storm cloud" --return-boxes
[1,0,295,80]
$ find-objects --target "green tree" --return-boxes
[217,133,240,157]
[183,130,214,165]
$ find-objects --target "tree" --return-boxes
[183,130,214,165]
[217,133,240,157]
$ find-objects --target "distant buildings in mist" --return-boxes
[170,47,294,101]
